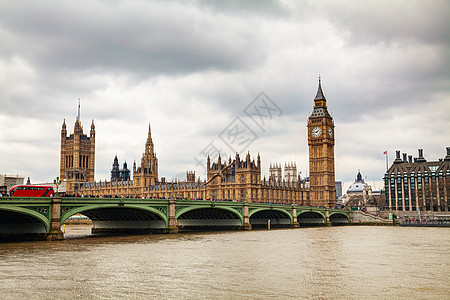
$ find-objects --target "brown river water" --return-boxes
[0,226,449,299]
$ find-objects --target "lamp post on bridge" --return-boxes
[53,177,62,196]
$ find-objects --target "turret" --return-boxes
[61,119,67,138]
[90,119,95,138]
[257,153,261,171]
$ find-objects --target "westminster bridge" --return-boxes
[0,197,350,240]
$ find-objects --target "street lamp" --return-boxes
[53,176,62,196]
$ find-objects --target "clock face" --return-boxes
[311,126,322,138]
[328,127,333,138]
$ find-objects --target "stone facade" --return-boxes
[59,113,95,194]
[76,128,310,204]
[64,80,338,206]
[384,148,450,212]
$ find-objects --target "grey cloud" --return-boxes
[0,0,448,185]
[317,0,450,46]
[0,1,266,76]
[193,0,289,17]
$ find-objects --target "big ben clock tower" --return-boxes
[307,77,336,207]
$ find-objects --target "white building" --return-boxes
[342,171,372,207]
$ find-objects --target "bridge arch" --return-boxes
[329,212,350,225]
[176,205,243,227]
[297,211,326,225]
[249,208,293,227]
[0,206,50,234]
[61,205,169,231]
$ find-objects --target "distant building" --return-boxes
[284,162,297,183]
[111,156,130,182]
[384,148,450,212]
[269,162,298,184]
[269,163,282,182]
[0,174,24,194]
[27,179,67,195]
[335,181,343,199]
[342,171,372,207]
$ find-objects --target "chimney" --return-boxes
[394,150,403,164]
[402,153,407,162]
[414,157,418,163]
[417,149,427,163]
[408,155,412,163]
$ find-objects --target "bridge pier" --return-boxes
[291,204,300,228]
[167,199,179,234]
[325,208,332,227]
[47,197,64,241]
[239,201,252,231]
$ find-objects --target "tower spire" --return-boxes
[76,98,81,122]
[148,122,152,139]
[145,122,154,154]
[314,76,325,101]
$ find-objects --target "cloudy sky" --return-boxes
[0,0,449,193]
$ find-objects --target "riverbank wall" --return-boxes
[350,211,394,225]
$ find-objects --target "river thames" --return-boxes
[0,226,448,299]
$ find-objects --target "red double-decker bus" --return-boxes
[9,185,55,197]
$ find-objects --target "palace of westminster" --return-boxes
[60,80,336,207]
[58,78,450,212]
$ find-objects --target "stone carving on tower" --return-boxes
[307,77,336,207]
[60,100,95,194]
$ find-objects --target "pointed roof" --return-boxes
[314,76,326,101]
[113,155,119,168]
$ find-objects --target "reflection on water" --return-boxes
[0,226,449,299]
